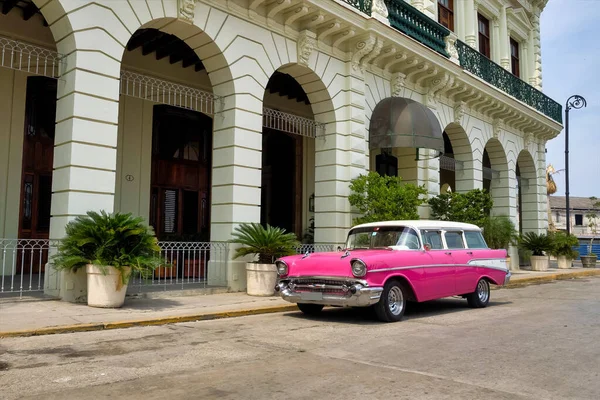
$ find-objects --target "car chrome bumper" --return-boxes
[503,271,512,286]
[275,279,383,307]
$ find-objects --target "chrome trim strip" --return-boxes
[282,275,368,285]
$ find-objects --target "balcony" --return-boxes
[339,0,373,15]
[339,0,562,125]
[455,40,562,124]
[384,0,450,57]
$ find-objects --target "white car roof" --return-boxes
[351,220,482,232]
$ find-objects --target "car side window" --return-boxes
[422,231,444,250]
[464,231,488,249]
[445,231,465,249]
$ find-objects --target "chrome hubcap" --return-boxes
[477,280,489,303]
[388,286,404,315]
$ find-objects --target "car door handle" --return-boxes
[467,252,473,255]
[445,252,452,255]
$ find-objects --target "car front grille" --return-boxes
[287,278,356,296]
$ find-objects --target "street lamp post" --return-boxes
[564,95,587,235]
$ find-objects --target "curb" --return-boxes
[505,269,600,288]
[0,304,299,339]
[1,270,598,339]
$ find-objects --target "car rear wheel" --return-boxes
[467,279,490,308]
[374,280,407,322]
[297,303,324,315]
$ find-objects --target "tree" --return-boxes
[348,172,428,225]
[585,196,600,253]
[428,189,493,227]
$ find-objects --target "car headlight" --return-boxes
[275,261,288,276]
[351,259,367,277]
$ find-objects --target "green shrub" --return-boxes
[481,215,518,250]
[348,172,428,225]
[549,231,580,259]
[428,189,493,227]
[52,211,162,284]
[518,232,552,256]
[230,223,300,264]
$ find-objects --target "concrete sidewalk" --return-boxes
[1,266,598,338]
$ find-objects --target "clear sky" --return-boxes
[541,0,600,198]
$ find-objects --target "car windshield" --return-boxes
[345,226,421,250]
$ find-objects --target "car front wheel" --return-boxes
[297,303,324,315]
[467,279,490,308]
[374,280,407,322]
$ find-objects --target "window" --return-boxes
[575,214,583,226]
[555,212,560,223]
[478,13,491,58]
[423,231,444,250]
[510,38,520,77]
[465,231,488,249]
[445,231,465,249]
[345,226,421,250]
[438,0,454,31]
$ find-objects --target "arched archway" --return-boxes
[516,149,538,234]
[439,123,473,194]
[483,138,511,217]
[263,62,338,244]
[0,0,73,289]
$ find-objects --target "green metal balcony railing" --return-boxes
[384,0,450,57]
[339,0,373,15]
[456,40,563,124]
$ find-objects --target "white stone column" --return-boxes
[492,17,501,63]
[208,91,263,291]
[530,10,543,89]
[455,0,465,41]
[499,6,510,70]
[45,49,121,301]
[314,65,366,246]
[464,0,477,48]
[521,40,530,82]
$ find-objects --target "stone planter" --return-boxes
[557,255,572,269]
[581,255,597,268]
[246,263,277,296]
[530,255,549,271]
[86,264,131,308]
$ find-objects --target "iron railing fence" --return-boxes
[0,239,59,295]
[1,239,338,296]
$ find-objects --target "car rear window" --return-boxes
[444,231,465,249]
[464,231,488,248]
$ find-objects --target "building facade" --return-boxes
[549,196,600,237]
[0,0,562,300]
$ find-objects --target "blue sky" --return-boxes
[541,0,600,198]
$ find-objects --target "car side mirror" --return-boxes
[337,246,342,252]
[424,244,431,251]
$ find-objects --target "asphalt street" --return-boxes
[1,277,598,400]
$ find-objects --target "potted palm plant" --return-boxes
[549,231,579,269]
[581,200,598,268]
[481,215,518,266]
[230,223,299,296]
[52,211,162,308]
[518,232,552,271]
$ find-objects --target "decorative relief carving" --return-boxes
[351,34,376,73]
[178,0,195,23]
[297,30,317,67]
[372,0,389,24]
[523,132,532,148]
[492,118,504,139]
[454,102,465,124]
[444,32,459,65]
[391,72,406,97]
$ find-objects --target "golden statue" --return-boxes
[546,164,563,231]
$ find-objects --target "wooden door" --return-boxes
[17,77,57,274]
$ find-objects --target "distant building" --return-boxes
[549,196,600,237]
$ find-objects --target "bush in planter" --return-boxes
[428,189,493,227]
[549,231,579,269]
[481,215,518,250]
[230,223,300,296]
[518,232,552,271]
[52,211,163,307]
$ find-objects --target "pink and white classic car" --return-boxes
[275,220,511,322]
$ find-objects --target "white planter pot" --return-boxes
[86,264,131,308]
[246,263,277,296]
[557,255,572,269]
[530,255,549,271]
